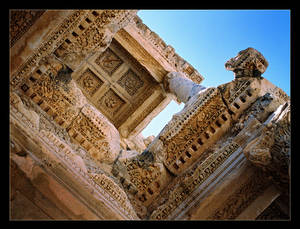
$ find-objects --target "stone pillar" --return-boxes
[163,71,206,104]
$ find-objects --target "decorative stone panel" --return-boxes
[95,48,123,76]
[117,69,144,96]
[76,68,104,96]
[97,88,127,117]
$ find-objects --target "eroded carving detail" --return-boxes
[117,69,144,96]
[54,10,137,70]
[97,89,126,116]
[76,68,104,96]
[158,87,228,174]
[11,10,86,88]
[95,48,123,75]
[89,173,138,217]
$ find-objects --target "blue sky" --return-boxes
[138,10,290,138]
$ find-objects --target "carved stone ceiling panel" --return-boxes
[73,38,161,130]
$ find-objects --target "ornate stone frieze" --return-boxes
[53,10,137,70]
[89,173,138,218]
[10,10,87,89]
[159,87,229,175]
[18,60,86,129]
[112,149,173,213]
[11,10,137,89]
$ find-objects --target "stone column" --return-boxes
[163,71,206,103]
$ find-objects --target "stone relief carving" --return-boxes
[76,68,104,96]
[11,105,137,219]
[67,104,121,164]
[19,57,86,129]
[117,69,144,96]
[89,172,138,218]
[11,10,86,89]
[149,141,240,220]
[208,169,271,220]
[158,86,228,175]
[95,48,123,75]
[10,12,290,220]
[97,89,126,117]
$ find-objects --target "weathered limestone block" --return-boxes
[42,130,88,174]
[218,77,288,122]
[18,55,87,129]
[10,99,138,220]
[146,48,290,220]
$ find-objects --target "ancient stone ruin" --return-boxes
[10,10,290,220]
